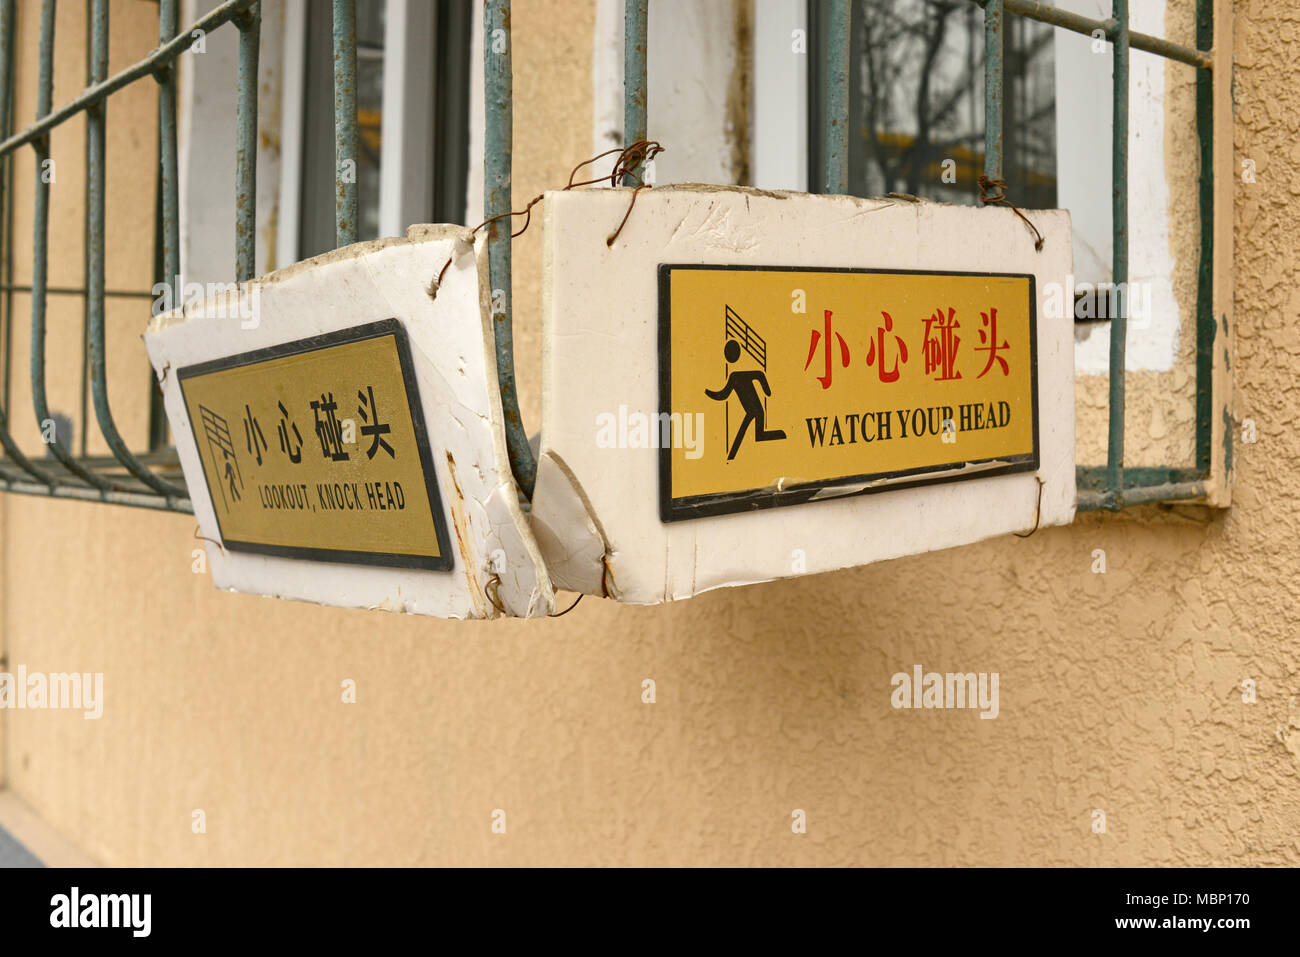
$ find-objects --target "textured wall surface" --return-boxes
[2,0,1297,866]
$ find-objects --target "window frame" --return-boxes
[803,0,1234,511]
[278,0,472,265]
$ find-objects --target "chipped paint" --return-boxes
[144,227,554,619]
[535,186,1076,604]
[442,450,484,615]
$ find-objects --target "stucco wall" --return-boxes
[1,0,1296,866]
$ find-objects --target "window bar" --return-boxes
[0,0,254,509]
[983,0,1003,193]
[149,0,180,454]
[995,0,1210,69]
[622,0,647,185]
[485,0,534,497]
[1105,0,1128,507]
[159,0,180,294]
[1194,0,1214,477]
[970,0,1216,510]
[332,0,357,248]
[0,0,9,453]
[85,0,185,499]
[81,0,90,459]
[153,0,180,456]
[0,1,257,157]
[0,0,53,488]
[34,0,110,490]
[236,2,260,280]
[823,0,849,195]
[0,0,12,454]
[0,479,188,510]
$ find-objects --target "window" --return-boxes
[790,0,1231,508]
[800,1,1186,359]
[812,0,1057,210]
[295,0,473,260]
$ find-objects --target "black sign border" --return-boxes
[658,263,1041,524]
[178,318,455,571]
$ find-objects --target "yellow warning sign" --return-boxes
[178,319,452,569]
[658,265,1038,521]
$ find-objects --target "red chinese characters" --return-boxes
[975,307,1010,378]
[801,304,1010,388]
[865,311,908,383]
[922,307,962,381]
[803,309,851,390]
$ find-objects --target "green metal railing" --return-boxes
[966,0,1222,510]
[0,0,1227,517]
[0,0,266,511]
[484,0,532,494]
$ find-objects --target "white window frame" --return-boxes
[274,0,477,269]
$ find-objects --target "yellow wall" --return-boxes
[2,0,1296,866]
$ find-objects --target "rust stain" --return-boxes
[600,552,615,600]
[443,451,481,609]
[724,0,752,186]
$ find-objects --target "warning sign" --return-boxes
[658,265,1039,522]
[178,318,453,570]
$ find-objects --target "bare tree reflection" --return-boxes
[848,0,1057,209]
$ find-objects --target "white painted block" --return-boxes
[145,226,554,619]
[535,187,1075,604]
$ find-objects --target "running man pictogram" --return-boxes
[705,337,787,461]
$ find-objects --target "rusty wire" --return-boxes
[549,593,584,617]
[1013,476,1045,538]
[432,141,666,292]
[193,525,226,554]
[485,574,505,613]
[977,175,1045,252]
[483,578,583,618]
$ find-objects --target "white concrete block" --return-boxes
[536,186,1075,604]
[145,226,554,619]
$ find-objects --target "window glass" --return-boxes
[300,0,387,259]
[812,0,1057,209]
